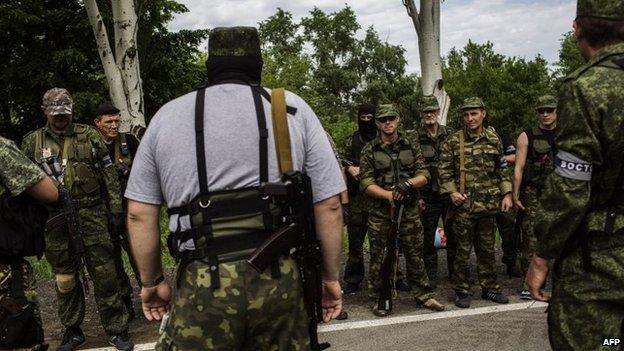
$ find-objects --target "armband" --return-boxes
[554,150,592,181]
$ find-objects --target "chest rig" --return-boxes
[34,124,103,205]
[371,137,416,191]
[166,83,296,289]
[523,127,556,188]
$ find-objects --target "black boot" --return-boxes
[57,327,85,351]
[109,331,134,351]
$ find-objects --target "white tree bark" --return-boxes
[85,0,145,133]
[403,0,450,125]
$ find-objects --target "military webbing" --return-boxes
[459,130,466,194]
[271,88,293,173]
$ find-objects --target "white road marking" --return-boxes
[81,301,547,351]
[318,301,548,333]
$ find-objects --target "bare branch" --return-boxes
[402,0,421,34]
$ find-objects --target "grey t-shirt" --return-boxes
[125,84,345,234]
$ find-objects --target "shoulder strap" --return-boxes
[271,88,292,174]
[35,129,45,160]
[459,130,466,194]
[114,135,121,163]
[119,133,129,157]
[195,87,209,196]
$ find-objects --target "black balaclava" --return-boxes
[358,103,377,141]
[206,54,263,85]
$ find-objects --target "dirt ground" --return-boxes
[38,246,543,349]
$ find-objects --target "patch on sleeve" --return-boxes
[554,150,592,181]
[101,155,113,168]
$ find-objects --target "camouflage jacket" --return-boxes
[0,136,45,198]
[406,124,450,199]
[535,43,624,259]
[22,123,122,213]
[360,133,430,216]
[438,126,513,215]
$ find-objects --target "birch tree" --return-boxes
[403,0,450,125]
[84,0,145,133]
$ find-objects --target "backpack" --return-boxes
[0,192,48,259]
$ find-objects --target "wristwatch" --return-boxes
[141,274,165,288]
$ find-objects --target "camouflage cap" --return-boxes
[535,95,558,110]
[377,104,399,118]
[42,88,73,115]
[459,97,485,110]
[209,26,261,57]
[577,0,624,20]
[420,95,440,112]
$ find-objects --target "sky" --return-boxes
[168,0,576,74]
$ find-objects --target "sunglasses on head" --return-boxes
[376,115,397,123]
[537,108,555,114]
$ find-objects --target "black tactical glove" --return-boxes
[393,180,413,198]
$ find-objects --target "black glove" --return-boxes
[109,212,126,240]
[393,180,412,197]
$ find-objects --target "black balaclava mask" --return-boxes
[358,103,377,141]
[206,53,263,85]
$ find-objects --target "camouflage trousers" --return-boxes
[0,260,45,351]
[366,209,434,303]
[111,232,135,302]
[519,186,540,275]
[420,196,455,280]
[452,212,501,294]
[548,237,624,350]
[45,203,129,335]
[156,256,310,351]
[344,194,369,286]
[496,211,518,267]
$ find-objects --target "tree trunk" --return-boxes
[404,0,450,125]
[85,0,145,133]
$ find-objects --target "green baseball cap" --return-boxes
[459,97,485,110]
[577,0,624,20]
[209,26,261,57]
[535,95,558,110]
[420,95,440,112]
[42,88,73,116]
[377,104,399,118]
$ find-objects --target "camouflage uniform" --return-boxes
[410,121,454,282]
[0,136,46,351]
[360,127,435,303]
[518,96,557,275]
[438,98,513,295]
[535,2,624,348]
[22,115,129,335]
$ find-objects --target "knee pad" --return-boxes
[55,273,76,293]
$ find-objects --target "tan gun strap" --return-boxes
[459,130,466,194]
[271,88,293,174]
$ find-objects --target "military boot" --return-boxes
[482,290,509,304]
[57,326,85,351]
[422,298,445,311]
[108,331,134,351]
[454,292,471,308]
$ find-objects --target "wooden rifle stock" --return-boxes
[247,223,299,273]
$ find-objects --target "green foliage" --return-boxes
[443,41,553,139]
[259,7,420,147]
[0,0,207,142]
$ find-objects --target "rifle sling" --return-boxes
[459,130,466,194]
[271,88,293,174]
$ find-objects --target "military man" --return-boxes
[438,97,513,308]
[360,104,445,316]
[93,103,141,318]
[342,103,377,294]
[0,136,58,351]
[21,89,133,351]
[513,95,558,299]
[411,96,454,286]
[125,27,344,350]
[526,2,624,349]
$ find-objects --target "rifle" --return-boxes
[41,156,90,294]
[374,202,405,316]
[247,171,330,351]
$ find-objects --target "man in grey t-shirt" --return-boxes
[125,26,344,350]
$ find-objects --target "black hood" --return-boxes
[206,53,263,85]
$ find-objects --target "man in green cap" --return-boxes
[526,2,624,349]
[125,27,344,350]
[21,88,133,350]
[438,97,513,308]
[411,96,454,286]
[360,103,445,316]
[512,94,558,299]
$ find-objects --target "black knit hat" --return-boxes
[358,103,376,117]
[93,103,120,118]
